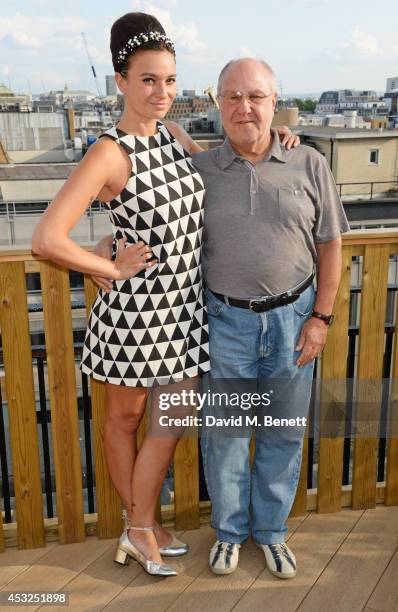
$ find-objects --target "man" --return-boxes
[92,57,349,579]
[192,58,349,579]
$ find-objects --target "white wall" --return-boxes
[0,211,112,248]
[0,179,67,200]
[8,149,73,163]
[0,112,66,151]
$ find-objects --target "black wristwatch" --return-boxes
[311,310,334,326]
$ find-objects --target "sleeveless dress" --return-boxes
[80,122,210,387]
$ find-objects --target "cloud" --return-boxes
[0,12,88,51]
[172,22,206,51]
[351,26,385,58]
[238,47,255,57]
[132,0,178,9]
[302,0,332,4]
[0,12,104,92]
[0,5,209,92]
[129,1,206,51]
[80,34,110,66]
[308,25,392,65]
[12,31,41,48]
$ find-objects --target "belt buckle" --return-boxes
[249,299,266,313]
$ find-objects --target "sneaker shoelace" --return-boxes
[211,541,236,567]
[268,543,296,569]
[269,543,288,558]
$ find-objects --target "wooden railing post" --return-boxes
[317,246,352,513]
[0,261,45,549]
[386,392,398,506]
[40,261,85,543]
[352,245,390,510]
[0,510,4,552]
[174,434,200,530]
[386,294,398,506]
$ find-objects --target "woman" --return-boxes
[32,11,298,578]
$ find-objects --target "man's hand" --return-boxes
[275,125,300,150]
[295,317,328,367]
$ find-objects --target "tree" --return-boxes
[293,98,317,113]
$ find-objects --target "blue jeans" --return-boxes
[201,284,315,545]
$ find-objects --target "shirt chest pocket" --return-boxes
[278,187,315,227]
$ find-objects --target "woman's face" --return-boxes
[116,49,177,120]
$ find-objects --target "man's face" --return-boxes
[218,60,277,147]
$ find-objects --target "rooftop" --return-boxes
[296,126,398,139]
[0,83,14,97]
[0,163,75,181]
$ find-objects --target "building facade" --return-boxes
[386,77,398,93]
[0,84,31,112]
[0,112,69,163]
[298,127,398,198]
[165,94,216,121]
[38,84,97,110]
[105,75,117,96]
[316,90,387,116]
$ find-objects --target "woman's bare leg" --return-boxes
[103,382,177,555]
[128,377,199,562]
[129,436,180,562]
[103,383,148,516]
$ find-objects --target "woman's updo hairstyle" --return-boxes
[111,12,175,74]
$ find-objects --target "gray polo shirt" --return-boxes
[192,129,350,298]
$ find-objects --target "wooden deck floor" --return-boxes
[0,506,397,612]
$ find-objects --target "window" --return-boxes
[369,149,379,164]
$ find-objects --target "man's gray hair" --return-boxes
[217,58,278,95]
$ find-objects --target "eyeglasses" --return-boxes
[218,90,274,105]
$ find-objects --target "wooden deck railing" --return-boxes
[1,231,398,551]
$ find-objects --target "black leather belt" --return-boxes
[210,273,314,314]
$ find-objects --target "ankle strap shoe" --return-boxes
[114,528,178,577]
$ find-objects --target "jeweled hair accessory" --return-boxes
[117,31,175,66]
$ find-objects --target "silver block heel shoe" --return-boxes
[159,536,189,557]
[122,514,189,558]
[114,526,178,577]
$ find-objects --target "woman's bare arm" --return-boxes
[32,139,155,280]
[165,121,203,155]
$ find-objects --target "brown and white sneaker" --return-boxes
[256,542,297,579]
[209,540,241,575]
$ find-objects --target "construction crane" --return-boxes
[204,86,219,109]
[0,138,10,164]
[81,32,103,97]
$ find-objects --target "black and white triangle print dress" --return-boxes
[80,122,210,387]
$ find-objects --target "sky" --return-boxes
[0,0,397,97]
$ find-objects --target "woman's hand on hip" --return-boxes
[114,238,157,280]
